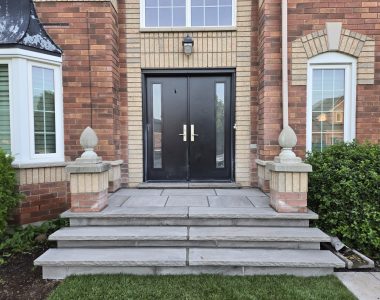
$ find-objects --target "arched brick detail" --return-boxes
[291,27,375,86]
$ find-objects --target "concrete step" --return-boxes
[138,182,241,189]
[62,207,318,227]
[50,226,330,249]
[34,248,345,279]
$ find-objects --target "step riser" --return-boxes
[57,240,321,249]
[42,265,334,280]
[70,218,310,227]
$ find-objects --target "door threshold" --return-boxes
[138,182,241,189]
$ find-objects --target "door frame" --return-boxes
[142,68,236,182]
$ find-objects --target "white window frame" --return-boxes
[28,61,64,162]
[140,0,236,29]
[306,52,357,152]
[0,48,64,165]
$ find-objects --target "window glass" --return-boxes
[190,0,233,27]
[144,0,233,27]
[145,0,186,27]
[0,64,11,153]
[32,66,56,154]
[153,84,162,168]
[311,69,345,151]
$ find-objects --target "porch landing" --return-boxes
[35,188,345,279]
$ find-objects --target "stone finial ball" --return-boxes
[278,125,297,149]
[80,126,99,150]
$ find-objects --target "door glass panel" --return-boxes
[152,83,162,168]
[215,83,225,168]
[311,69,345,152]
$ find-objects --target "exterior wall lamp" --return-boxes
[183,34,194,56]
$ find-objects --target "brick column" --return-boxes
[266,162,312,213]
[66,127,110,212]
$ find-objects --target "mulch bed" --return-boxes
[0,247,60,300]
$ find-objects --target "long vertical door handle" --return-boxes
[179,124,187,142]
[191,124,198,142]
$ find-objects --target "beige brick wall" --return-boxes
[16,166,68,185]
[124,0,252,187]
[291,27,375,86]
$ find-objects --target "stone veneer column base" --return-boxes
[66,163,111,213]
[256,159,271,193]
[266,162,312,213]
[104,160,123,193]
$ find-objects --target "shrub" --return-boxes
[306,141,380,261]
[0,218,69,264]
[0,149,22,237]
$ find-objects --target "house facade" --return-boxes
[0,0,379,224]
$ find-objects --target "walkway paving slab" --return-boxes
[166,196,209,207]
[336,272,380,300]
[208,196,254,208]
[123,196,168,207]
[116,189,163,196]
[248,196,270,207]
[215,189,267,197]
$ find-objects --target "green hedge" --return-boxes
[0,149,22,237]
[306,141,380,261]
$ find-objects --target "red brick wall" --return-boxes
[35,2,121,162]
[254,0,380,164]
[288,0,380,157]
[257,0,283,162]
[13,182,70,225]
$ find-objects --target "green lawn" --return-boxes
[48,274,355,300]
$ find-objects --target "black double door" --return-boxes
[146,75,233,181]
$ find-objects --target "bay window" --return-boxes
[0,49,63,164]
[141,0,235,28]
[307,53,357,152]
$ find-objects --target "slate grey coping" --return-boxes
[162,189,216,196]
[61,207,189,218]
[189,207,318,219]
[166,196,209,207]
[65,162,111,174]
[215,189,268,197]
[116,189,163,196]
[12,161,67,169]
[189,227,330,242]
[189,249,345,268]
[266,162,312,173]
[49,226,188,241]
[122,196,168,207]
[103,160,124,166]
[35,248,187,267]
[208,196,254,208]
[248,196,270,208]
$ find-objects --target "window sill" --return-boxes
[140,26,237,33]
